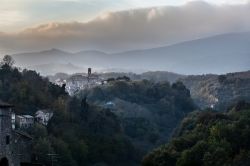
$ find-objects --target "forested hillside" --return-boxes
[3,55,250,166]
[181,71,250,110]
[0,56,194,165]
[0,56,67,114]
[142,101,250,166]
[48,71,184,84]
[79,79,196,155]
[0,56,139,166]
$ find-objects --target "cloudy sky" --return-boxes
[0,0,250,53]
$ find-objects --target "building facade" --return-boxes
[16,115,34,129]
[0,101,14,166]
[0,101,32,166]
[35,110,53,126]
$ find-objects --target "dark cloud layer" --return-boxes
[1,1,250,54]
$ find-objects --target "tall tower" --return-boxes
[87,68,92,88]
[0,101,14,166]
[88,68,92,78]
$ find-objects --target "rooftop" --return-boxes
[17,115,34,119]
[23,115,34,118]
[14,130,33,140]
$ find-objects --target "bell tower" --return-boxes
[88,68,92,78]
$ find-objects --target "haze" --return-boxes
[0,0,250,74]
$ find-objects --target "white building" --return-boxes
[104,101,115,109]
[11,113,15,129]
[65,73,103,96]
[16,115,34,129]
[55,78,66,87]
[35,110,53,126]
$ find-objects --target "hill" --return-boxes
[142,101,250,166]
[0,56,194,165]
[48,71,185,85]
[114,32,250,74]
[181,71,250,110]
[12,48,70,67]
[49,70,250,111]
[12,32,250,75]
[79,79,196,155]
[29,63,86,75]
[0,58,139,166]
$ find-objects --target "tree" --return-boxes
[218,75,227,84]
[0,55,15,67]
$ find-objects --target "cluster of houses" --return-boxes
[15,110,54,129]
[0,101,32,166]
[65,73,103,96]
[54,68,132,96]
[55,68,106,96]
[0,100,54,166]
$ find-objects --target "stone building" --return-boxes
[66,73,102,95]
[16,115,34,129]
[35,110,53,126]
[0,100,33,166]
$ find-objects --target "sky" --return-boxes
[0,0,250,54]
[0,0,249,32]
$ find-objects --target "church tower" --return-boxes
[88,68,92,78]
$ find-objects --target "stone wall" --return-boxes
[0,106,32,166]
[0,107,16,166]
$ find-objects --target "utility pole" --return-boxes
[47,153,59,166]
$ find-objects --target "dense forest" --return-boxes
[142,101,250,166]
[0,56,139,166]
[0,55,196,165]
[181,71,250,110]
[0,56,195,166]
[79,78,196,155]
[4,55,250,166]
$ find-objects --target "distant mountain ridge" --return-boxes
[12,32,250,75]
[28,63,86,75]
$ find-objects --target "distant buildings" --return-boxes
[65,73,103,95]
[54,68,105,96]
[16,115,34,129]
[53,68,131,96]
[15,110,53,129]
[35,110,53,126]
[104,101,115,109]
[0,100,54,166]
[55,78,66,87]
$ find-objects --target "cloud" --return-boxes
[1,1,250,54]
[0,10,27,27]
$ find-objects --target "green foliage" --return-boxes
[0,57,138,166]
[79,79,196,159]
[142,102,250,166]
[218,75,227,84]
[0,56,196,166]
[0,55,15,66]
[33,138,55,166]
[0,62,67,114]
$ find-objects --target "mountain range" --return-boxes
[12,32,250,75]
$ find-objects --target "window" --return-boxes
[6,135,10,145]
